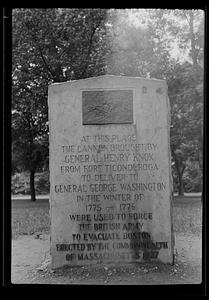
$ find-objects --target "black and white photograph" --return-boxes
[4,8,205,290]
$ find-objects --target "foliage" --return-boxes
[12,172,49,195]
[168,60,203,194]
[12,8,110,82]
[166,10,204,68]
[106,9,176,79]
[183,162,202,193]
[11,173,30,195]
[106,9,204,194]
[12,8,111,199]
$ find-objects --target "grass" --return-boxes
[173,203,202,235]
[11,199,202,239]
[12,207,50,239]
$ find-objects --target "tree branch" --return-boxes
[24,19,57,81]
[44,15,64,81]
[81,27,97,78]
[81,17,103,78]
[37,45,56,81]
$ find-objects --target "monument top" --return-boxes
[49,74,167,87]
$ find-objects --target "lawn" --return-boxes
[11,198,202,239]
[12,206,50,239]
[172,202,202,235]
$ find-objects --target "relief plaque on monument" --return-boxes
[48,75,174,268]
[82,90,133,124]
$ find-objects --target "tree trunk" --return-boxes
[188,11,199,75]
[30,170,36,201]
[172,150,185,196]
[177,169,184,196]
[175,162,186,196]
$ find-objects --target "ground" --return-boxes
[11,196,202,285]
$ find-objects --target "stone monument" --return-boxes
[48,75,174,268]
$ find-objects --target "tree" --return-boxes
[12,8,111,200]
[106,10,152,76]
[105,9,204,195]
[106,9,176,79]
[167,10,204,71]
[166,10,204,195]
[168,61,203,195]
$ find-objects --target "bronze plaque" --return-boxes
[82,90,133,125]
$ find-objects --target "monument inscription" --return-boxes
[48,75,174,268]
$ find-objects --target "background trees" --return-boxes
[12,8,111,200]
[12,8,204,199]
[166,10,204,195]
[106,9,204,195]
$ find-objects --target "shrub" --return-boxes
[12,171,50,195]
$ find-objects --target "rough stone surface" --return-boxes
[48,75,174,268]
